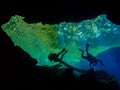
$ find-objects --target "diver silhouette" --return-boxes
[78,44,103,69]
[48,48,85,73]
[48,48,68,62]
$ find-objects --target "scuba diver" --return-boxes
[78,44,103,69]
[48,48,68,62]
[48,48,85,73]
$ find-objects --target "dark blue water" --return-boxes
[97,46,120,83]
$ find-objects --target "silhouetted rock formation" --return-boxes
[0,28,60,88]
